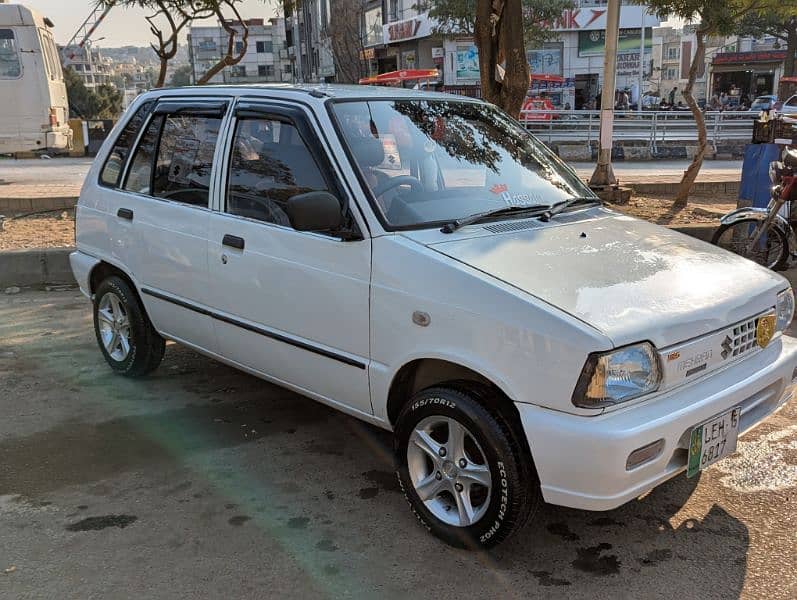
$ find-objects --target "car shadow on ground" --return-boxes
[2,337,750,599]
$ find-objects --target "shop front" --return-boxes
[711,51,786,104]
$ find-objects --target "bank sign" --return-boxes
[548,6,659,31]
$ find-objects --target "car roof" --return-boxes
[134,83,473,105]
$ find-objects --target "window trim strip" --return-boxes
[140,287,367,370]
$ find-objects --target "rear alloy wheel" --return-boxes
[394,385,537,548]
[93,276,165,377]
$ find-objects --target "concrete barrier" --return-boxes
[0,247,75,288]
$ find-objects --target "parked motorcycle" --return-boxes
[712,148,797,270]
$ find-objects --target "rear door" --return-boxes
[205,100,373,415]
[120,98,230,352]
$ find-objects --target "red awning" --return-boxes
[529,73,564,83]
[358,69,439,85]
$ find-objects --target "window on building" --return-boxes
[100,101,155,188]
[231,65,246,77]
[283,63,292,73]
[666,47,680,60]
[666,67,678,80]
[258,64,274,77]
[235,41,245,54]
[0,29,21,78]
[226,117,335,230]
[256,41,274,53]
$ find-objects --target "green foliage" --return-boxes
[419,0,574,46]
[64,67,123,120]
[636,0,782,37]
[169,64,193,87]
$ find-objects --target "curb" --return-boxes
[0,247,75,288]
[0,197,78,213]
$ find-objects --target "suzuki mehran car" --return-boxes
[71,85,797,548]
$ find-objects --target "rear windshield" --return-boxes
[0,29,21,79]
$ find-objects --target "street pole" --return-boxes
[638,8,646,114]
[589,0,621,188]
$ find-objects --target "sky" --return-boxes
[21,0,281,47]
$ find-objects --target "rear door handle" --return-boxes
[117,208,134,220]
[222,234,245,250]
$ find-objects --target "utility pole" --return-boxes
[638,7,646,114]
[589,0,621,188]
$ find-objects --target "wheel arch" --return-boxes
[89,260,144,307]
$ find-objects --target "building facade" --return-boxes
[188,18,292,85]
[62,45,113,90]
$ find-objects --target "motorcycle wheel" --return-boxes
[712,219,789,271]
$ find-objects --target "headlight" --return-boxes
[573,342,661,409]
[777,288,794,332]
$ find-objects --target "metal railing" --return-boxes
[519,110,755,152]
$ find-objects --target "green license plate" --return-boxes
[687,407,741,478]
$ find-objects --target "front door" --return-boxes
[206,101,373,416]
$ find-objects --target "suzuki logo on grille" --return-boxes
[721,335,732,360]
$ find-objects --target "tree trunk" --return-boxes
[674,29,708,208]
[155,58,168,88]
[474,0,529,116]
[786,19,797,78]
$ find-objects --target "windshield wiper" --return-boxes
[538,197,601,222]
[441,205,550,233]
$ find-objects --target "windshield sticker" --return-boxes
[490,184,544,207]
[490,183,508,194]
[377,134,402,170]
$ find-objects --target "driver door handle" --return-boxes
[117,208,134,220]
[222,234,245,250]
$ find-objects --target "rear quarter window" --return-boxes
[100,101,155,188]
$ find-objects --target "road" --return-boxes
[1,289,796,599]
[0,157,743,190]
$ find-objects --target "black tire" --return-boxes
[394,385,540,549]
[93,276,165,377]
[712,219,789,271]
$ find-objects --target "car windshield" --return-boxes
[331,99,594,229]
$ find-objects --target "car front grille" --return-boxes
[726,317,759,360]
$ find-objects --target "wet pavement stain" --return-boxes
[228,515,251,526]
[323,565,339,576]
[323,490,335,500]
[287,517,309,529]
[639,549,673,566]
[316,539,338,552]
[358,487,379,500]
[547,522,580,541]
[531,571,571,587]
[572,543,621,575]
[66,515,137,532]
[361,470,400,493]
[587,517,626,528]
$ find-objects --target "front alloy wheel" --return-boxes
[395,384,539,548]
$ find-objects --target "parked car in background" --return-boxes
[749,95,779,116]
[781,94,797,117]
[71,84,797,549]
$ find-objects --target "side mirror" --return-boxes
[287,191,343,232]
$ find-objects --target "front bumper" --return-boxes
[519,334,797,511]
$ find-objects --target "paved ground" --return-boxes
[0,157,743,200]
[1,289,796,599]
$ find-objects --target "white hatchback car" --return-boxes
[72,85,797,548]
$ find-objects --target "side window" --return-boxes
[123,115,164,195]
[0,29,21,79]
[151,114,222,207]
[226,116,333,229]
[100,101,155,188]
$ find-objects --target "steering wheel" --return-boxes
[372,175,424,198]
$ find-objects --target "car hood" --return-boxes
[410,212,787,348]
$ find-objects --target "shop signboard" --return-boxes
[578,28,652,56]
[383,12,435,44]
[528,48,562,75]
[547,6,659,31]
[455,45,480,80]
[364,8,384,47]
[712,50,787,64]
